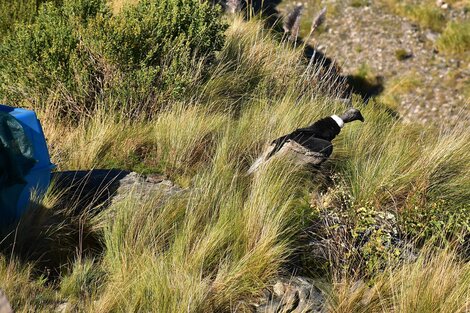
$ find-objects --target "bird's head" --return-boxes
[339,108,364,123]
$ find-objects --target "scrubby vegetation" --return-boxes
[379,0,470,58]
[0,0,469,312]
[0,0,226,116]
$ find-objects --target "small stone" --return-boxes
[426,31,439,42]
[56,302,70,313]
[273,282,286,297]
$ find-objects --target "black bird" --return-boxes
[248,108,364,174]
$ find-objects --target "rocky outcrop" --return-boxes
[254,277,325,313]
[110,171,181,205]
[51,170,181,213]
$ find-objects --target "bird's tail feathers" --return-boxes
[247,156,264,175]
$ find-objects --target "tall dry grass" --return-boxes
[327,246,470,313]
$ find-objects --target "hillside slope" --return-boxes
[279,0,470,124]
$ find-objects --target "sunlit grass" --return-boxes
[437,20,470,58]
[327,246,470,313]
[379,0,447,32]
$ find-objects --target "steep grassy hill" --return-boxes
[0,1,469,312]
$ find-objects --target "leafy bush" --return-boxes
[91,0,227,104]
[308,196,403,278]
[0,0,36,35]
[394,48,411,61]
[0,1,107,115]
[100,0,225,70]
[401,200,470,244]
[0,0,63,36]
[0,0,227,116]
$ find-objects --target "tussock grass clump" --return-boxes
[91,157,309,312]
[379,0,470,55]
[379,0,447,32]
[378,73,422,110]
[327,246,470,313]
[60,259,105,302]
[0,256,57,311]
[437,20,470,58]
[335,104,470,208]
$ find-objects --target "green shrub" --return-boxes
[90,0,227,104]
[0,1,107,115]
[0,0,36,35]
[63,0,108,24]
[351,0,369,7]
[0,0,227,116]
[309,200,402,278]
[0,0,63,36]
[401,200,470,244]
[394,48,411,61]
[101,0,225,70]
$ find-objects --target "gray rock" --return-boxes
[111,172,181,205]
[0,290,12,313]
[51,170,182,214]
[256,277,325,313]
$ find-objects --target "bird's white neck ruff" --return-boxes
[331,115,344,128]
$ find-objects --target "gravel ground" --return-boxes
[295,0,470,125]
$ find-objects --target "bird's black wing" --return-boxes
[267,128,317,159]
[302,137,333,158]
[266,117,341,160]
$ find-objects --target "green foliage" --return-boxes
[404,3,446,32]
[90,0,227,104]
[0,9,469,311]
[310,196,402,278]
[0,0,63,36]
[401,200,470,243]
[0,0,36,35]
[0,1,107,115]
[350,206,402,274]
[100,0,225,70]
[380,0,447,32]
[351,0,370,7]
[394,48,411,61]
[63,0,108,24]
[0,0,227,115]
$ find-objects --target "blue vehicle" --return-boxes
[0,105,55,227]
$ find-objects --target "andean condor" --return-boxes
[248,108,364,174]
